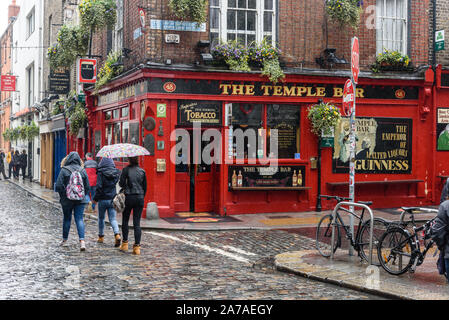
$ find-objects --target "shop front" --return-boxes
[87,67,435,218]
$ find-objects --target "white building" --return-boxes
[11,0,44,182]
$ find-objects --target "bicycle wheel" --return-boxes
[377,227,415,275]
[357,218,389,264]
[316,214,340,257]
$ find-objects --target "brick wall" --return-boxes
[91,0,431,75]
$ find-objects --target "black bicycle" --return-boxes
[377,212,438,275]
[316,195,389,264]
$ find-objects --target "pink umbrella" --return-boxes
[96,143,151,158]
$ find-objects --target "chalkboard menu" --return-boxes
[228,165,306,190]
[267,105,300,159]
[178,100,222,126]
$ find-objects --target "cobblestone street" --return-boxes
[0,181,383,300]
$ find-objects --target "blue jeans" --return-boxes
[98,199,120,236]
[62,202,86,240]
[87,186,97,210]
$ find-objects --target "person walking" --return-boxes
[0,149,8,180]
[92,158,121,247]
[118,157,147,255]
[7,148,13,178]
[84,153,98,213]
[55,151,90,251]
[13,150,20,179]
[20,150,27,179]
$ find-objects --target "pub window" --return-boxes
[267,104,300,159]
[129,122,139,145]
[113,122,121,144]
[232,103,263,159]
[376,0,408,54]
[105,111,112,120]
[122,107,129,118]
[113,109,120,119]
[106,125,113,145]
[122,121,129,143]
[210,0,276,47]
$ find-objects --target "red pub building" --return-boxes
[77,0,443,218]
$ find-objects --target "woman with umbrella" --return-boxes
[96,143,149,255]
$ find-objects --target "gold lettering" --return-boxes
[232,85,245,95]
[245,85,255,96]
[333,87,343,97]
[316,87,326,97]
[273,86,283,96]
[283,86,296,97]
[220,84,232,95]
[307,87,317,97]
[297,87,307,96]
[261,85,272,96]
[356,88,365,98]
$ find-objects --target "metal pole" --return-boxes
[316,137,322,212]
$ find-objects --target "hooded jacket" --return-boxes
[93,158,120,202]
[55,152,90,205]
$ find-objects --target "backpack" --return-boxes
[430,216,448,250]
[65,168,85,201]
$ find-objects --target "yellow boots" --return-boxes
[119,241,140,255]
[132,244,141,255]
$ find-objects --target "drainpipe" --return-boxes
[432,0,437,204]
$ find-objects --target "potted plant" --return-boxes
[371,49,412,72]
[211,41,251,72]
[307,102,341,136]
[79,0,117,31]
[325,0,363,30]
[168,0,208,25]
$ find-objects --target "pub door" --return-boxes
[174,129,215,213]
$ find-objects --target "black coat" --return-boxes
[93,158,121,202]
[436,200,449,259]
[119,165,147,197]
[20,154,27,167]
[55,152,90,205]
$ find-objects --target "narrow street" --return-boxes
[0,180,383,300]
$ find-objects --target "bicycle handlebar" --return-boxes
[319,195,372,206]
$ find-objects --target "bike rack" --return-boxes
[331,202,375,266]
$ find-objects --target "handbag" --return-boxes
[113,189,126,213]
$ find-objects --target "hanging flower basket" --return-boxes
[326,0,363,30]
[168,0,208,25]
[94,50,124,93]
[47,25,89,69]
[79,0,117,31]
[307,102,342,136]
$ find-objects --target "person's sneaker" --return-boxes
[114,234,121,247]
[97,235,104,243]
[60,240,68,247]
[80,240,86,251]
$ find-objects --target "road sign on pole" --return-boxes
[348,36,359,256]
[343,79,355,116]
[351,37,360,84]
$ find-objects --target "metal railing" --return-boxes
[331,202,375,265]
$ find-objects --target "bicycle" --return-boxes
[377,213,438,275]
[315,195,389,264]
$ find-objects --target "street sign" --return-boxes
[138,7,146,28]
[342,79,355,116]
[1,75,16,92]
[351,37,360,84]
[77,58,97,84]
[436,30,445,52]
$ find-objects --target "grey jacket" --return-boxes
[119,165,147,197]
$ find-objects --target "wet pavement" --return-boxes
[0,180,383,300]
